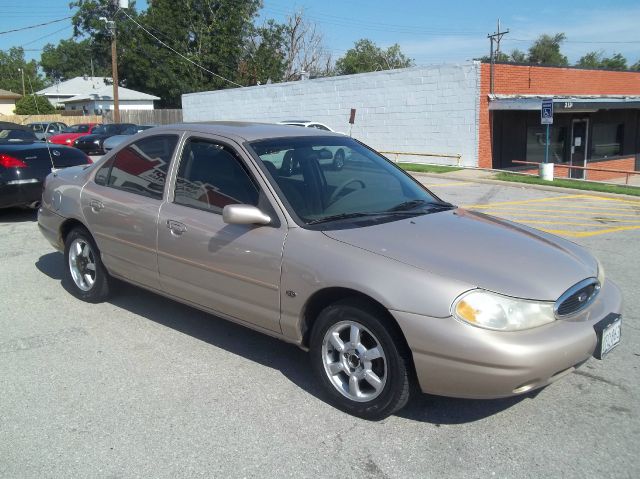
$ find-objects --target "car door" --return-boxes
[157,135,287,333]
[81,133,180,290]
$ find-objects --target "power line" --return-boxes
[509,38,640,44]
[0,16,72,36]
[22,25,72,47]
[118,8,243,88]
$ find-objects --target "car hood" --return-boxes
[76,134,107,142]
[50,133,85,142]
[322,208,597,301]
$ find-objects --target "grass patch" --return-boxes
[398,163,463,173]
[494,173,640,197]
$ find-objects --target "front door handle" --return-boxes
[89,199,104,212]
[167,220,187,235]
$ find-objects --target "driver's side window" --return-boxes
[174,138,260,214]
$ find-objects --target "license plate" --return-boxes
[593,314,621,359]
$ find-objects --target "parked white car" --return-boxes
[277,121,347,170]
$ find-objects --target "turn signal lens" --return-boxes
[0,154,27,168]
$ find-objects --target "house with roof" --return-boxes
[36,76,160,113]
[0,89,21,115]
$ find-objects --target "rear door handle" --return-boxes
[167,220,187,235]
[89,199,104,212]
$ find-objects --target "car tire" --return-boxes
[64,226,111,303]
[333,149,345,170]
[310,298,412,420]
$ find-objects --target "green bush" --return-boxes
[14,95,56,115]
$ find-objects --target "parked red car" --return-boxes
[48,123,101,146]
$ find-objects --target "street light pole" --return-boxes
[18,68,25,97]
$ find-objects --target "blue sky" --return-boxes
[1,0,639,65]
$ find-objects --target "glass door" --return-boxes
[570,119,589,179]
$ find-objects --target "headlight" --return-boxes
[93,139,101,144]
[65,139,72,143]
[596,258,605,286]
[452,290,555,331]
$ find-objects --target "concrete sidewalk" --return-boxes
[408,167,640,201]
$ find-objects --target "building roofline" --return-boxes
[480,60,640,74]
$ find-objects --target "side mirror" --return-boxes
[318,148,333,160]
[222,204,271,226]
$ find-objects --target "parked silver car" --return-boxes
[103,125,157,152]
[38,122,622,419]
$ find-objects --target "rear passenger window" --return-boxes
[174,138,259,213]
[98,135,178,200]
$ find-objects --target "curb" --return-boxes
[408,172,640,202]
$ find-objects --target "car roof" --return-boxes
[0,121,29,130]
[157,121,344,142]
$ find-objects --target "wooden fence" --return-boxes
[0,114,102,125]
[102,109,183,125]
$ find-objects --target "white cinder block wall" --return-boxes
[182,62,481,166]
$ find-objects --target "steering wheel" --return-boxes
[328,178,366,205]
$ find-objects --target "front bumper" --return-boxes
[74,143,103,155]
[391,279,622,399]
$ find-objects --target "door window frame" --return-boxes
[92,132,183,201]
[167,133,285,227]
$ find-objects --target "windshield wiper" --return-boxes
[387,199,454,212]
[306,212,377,225]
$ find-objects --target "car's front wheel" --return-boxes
[64,226,111,303]
[310,299,412,420]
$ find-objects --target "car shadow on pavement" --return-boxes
[0,207,37,223]
[36,250,528,424]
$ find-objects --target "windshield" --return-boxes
[65,124,91,133]
[248,136,449,227]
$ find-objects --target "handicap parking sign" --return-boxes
[541,99,553,125]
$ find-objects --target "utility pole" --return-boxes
[487,20,509,94]
[110,21,120,123]
[101,0,127,123]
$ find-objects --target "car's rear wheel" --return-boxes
[333,149,345,170]
[64,226,111,303]
[310,299,411,420]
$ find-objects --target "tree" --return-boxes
[335,39,413,75]
[601,53,627,70]
[576,51,628,70]
[0,47,45,94]
[69,0,263,106]
[14,95,56,114]
[510,49,528,63]
[282,11,333,80]
[632,60,640,71]
[527,33,568,66]
[41,38,110,82]
[240,20,288,85]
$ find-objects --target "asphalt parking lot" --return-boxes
[1,177,638,479]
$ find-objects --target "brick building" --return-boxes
[182,62,640,180]
[482,63,640,180]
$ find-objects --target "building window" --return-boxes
[591,123,623,160]
[526,126,567,163]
